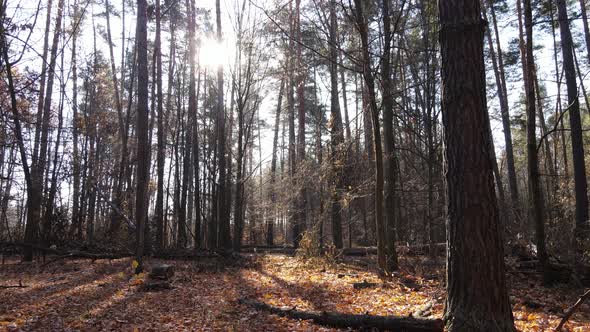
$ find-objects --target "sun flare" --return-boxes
[198,38,230,68]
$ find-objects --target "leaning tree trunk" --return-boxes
[438,0,516,330]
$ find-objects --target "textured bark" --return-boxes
[438,0,516,330]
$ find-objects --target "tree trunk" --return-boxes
[579,0,590,62]
[135,0,149,273]
[329,0,344,250]
[521,0,549,280]
[353,0,387,273]
[556,0,590,262]
[380,0,399,270]
[438,0,516,330]
[483,0,519,213]
[214,0,230,250]
[268,79,285,246]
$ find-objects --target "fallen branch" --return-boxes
[0,280,28,289]
[239,298,443,332]
[352,280,379,290]
[40,251,131,269]
[556,288,590,331]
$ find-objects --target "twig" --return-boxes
[556,288,590,331]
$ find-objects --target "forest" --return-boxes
[1,0,590,330]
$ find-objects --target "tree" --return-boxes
[438,0,515,330]
[213,0,230,250]
[353,0,387,273]
[555,0,589,262]
[328,0,344,249]
[380,0,400,270]
[521,0,549,278]
[134,0,149,273]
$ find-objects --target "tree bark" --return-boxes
[438,0,516,330]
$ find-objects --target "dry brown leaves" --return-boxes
[0,254,588,331]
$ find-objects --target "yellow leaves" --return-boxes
[132,260,139,270]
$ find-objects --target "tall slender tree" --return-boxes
[556,0,589,261]
[134,0,149,273]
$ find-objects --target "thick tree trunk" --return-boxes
[438,0,516,330]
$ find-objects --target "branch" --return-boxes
[556,288,590,331]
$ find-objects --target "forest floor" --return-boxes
[0,252,589,331]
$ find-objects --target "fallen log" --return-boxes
[140,280,173,292]
[352,280,379,290]
[0,284,28,289]
[239,298,443,332]
[241,247,296,255]
[556,288,590,331]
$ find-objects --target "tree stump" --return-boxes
[150,264,174,280]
